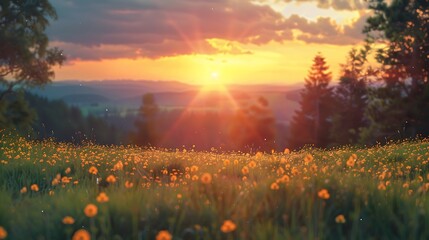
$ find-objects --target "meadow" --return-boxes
[1,134,429,240]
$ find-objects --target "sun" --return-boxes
[200,71,226,91]
[210,71,219,80]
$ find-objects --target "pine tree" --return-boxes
[289,53,334,148]
[331,48,368,145]
[132,93,159,147]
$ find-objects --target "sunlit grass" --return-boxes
[1,133,429,239]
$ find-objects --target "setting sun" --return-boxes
[210,71,219,80]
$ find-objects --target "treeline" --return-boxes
[0,91,123,145]
[130,93,284,151]
[289,0,429,148]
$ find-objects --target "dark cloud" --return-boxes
[47,0,368,60]
[282,13,367,45]
[291,0,367,10]
[48,0,292,59]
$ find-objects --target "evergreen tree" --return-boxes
[132,93,159,147]
[289,53,334,148]
[331,48,369,145]
[230,96,275,152]
[361,0,429,142]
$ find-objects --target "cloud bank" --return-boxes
[48,0,369,60]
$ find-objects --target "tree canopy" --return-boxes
[0,0,65,100]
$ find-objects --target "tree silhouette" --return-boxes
[230,96,275,151]
[331,48,369,145]
[132,93,159,147]
[0,0,65,128]
[361,0,429,141]
[289,53,334,148]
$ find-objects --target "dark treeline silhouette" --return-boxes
[130,94,281,152]
[1,92,124,145]
[290,0,429,149]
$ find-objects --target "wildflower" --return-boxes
[270,182,280,190]
[304,154,313,164]
[170,175,177,182]
[52,178,60,186]
[317,189,330,199]
[346,156,355,167]
[190,165,199,172]
[88,166,98,175]
[241,166,249,175]
[255,152,263,158]
[62,176,71,184]
[278,175,290,183]
[113,161,123,171]
[156,230,172,240]
[96,192,109,203]
[106,175,116,183]
[201,173,212,184]
[20,186,27,194]
[220,220,237,233]
[0,226,7,239]
[335,214,346,224]
[30,184,39,192]
[223,159,230,166]
[191,175,199,181]
[284,148,290,154]
[65,167,71,174]
[62,216,75,224]
[177,193,182,199]
[378,182,386,190]
[124,180,133,188]
[72,229,91,240]
[84,204,98,218]
[248,161,257,168]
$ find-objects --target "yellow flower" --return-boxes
[156,230,172,240]
[378,182,386,191]
[223,159,230,166]
[96,192,109,203]
[346,156,355,167]
[0,226,7,239]
[284,148,290,154]
[84,204,98,218]
[20,186,27,194]
[201,173,212,184]
[30,184,39,192]
[190,165,199,172]
[220,220,237,233]
[335,214,346,224]
[124,180,134,188]
[304,154,313,164]
[113,161,124,171]
[72,229,91,240]
[248,161,257,168]
[241,166,249,175]
[65,167,71,174]
[106,175,116,183]
[62,216,75,224]
[62,176,71,184]
[88,166,98,175]
[317,189,330,199]
[270,182,280,190]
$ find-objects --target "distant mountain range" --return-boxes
[30,80,303,123]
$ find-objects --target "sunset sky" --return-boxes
[47,0,372,85]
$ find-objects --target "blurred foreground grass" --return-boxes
[1,133,429,239]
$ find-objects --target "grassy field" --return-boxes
[1,134,429,240]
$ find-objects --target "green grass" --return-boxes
[1,133,429,239]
